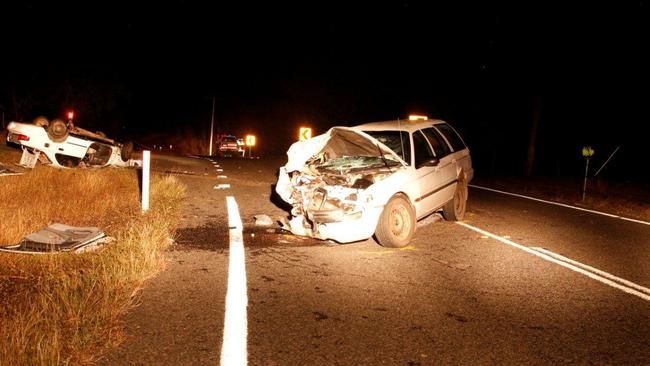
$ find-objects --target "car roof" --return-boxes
[351,119,446,133]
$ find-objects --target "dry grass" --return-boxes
[0,163,185,365]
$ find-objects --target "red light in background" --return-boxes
[67,111,74,120]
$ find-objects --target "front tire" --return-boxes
[442,175,468,221]
[33,116,50,127]
[375,194,416,248]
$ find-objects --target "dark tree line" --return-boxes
[1,69,131,138]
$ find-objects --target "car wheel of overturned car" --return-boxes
[47,119,68,142]
[33,116,50,127]
[375,193,416,248]
[120,141,134,161]
[442,174,468,221]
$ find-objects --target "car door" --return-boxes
[420,127,458,212]
[411,129,456,217]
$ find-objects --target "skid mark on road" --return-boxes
[457,221,650,302]
[221,197,248,366]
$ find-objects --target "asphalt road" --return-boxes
[102,153,650,365]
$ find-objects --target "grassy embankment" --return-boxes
[0,144,185,365]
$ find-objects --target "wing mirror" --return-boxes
[418,158,440,168]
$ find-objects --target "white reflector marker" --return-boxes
[142,150,150,212]
[214,184,231,190]
[221,196,248,366]
[456,222,650,302]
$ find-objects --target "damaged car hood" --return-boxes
[282,127,406,173]
[277,127,407,205]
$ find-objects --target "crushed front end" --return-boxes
[276,128,405,243]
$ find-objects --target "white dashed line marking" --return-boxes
[456,221,650,302]
[470,184,650,226]
[221,197,248,366]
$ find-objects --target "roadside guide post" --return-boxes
[581,146,595,202]
[209,97,215,156]
[142,150,150,212]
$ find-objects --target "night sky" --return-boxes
[1,2,649,180]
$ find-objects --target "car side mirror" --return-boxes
[422,158,440,167]
[416,158,439,169]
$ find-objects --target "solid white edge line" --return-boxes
[530,246,650,296]
[226,197,242,231]
[456,222,650,302]
[469,184,650,226]
[221,196,248,366]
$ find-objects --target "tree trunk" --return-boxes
[525,96,542,177]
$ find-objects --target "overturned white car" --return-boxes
[276,119,473,247]
[6,117,135,169]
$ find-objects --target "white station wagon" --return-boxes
[276,118,473,247]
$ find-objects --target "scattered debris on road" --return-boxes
[0,163,23,176]
[417,213,444,228]
[254,214,274,226]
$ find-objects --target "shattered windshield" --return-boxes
[363,131,411,165]
[317,156,401,172]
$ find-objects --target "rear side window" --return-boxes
[421,128,451,158]
[435,123,466,152]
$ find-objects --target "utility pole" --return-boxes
[525,96,542,177]
[209,97,215,156]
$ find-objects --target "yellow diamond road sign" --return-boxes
[299,127,312,141]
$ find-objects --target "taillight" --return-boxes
[17,134,29,141]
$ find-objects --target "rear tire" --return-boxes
[47,119,68,142]
[442,175,468,221]
[375,194,416,248]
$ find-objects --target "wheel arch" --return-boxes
[392,191,416,213]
